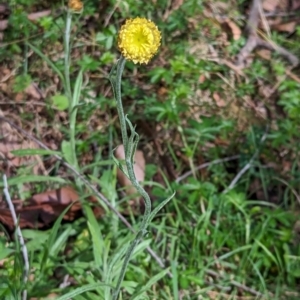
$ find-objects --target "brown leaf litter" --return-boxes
[0,186,103,230]
[0,110,47,176]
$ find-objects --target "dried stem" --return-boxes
[236,0,299,67]
[2,175,29,300]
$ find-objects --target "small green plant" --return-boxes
[108,16,175,299]
[12,74,31,93]
[278,80,300,120]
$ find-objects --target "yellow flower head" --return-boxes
[118,17,161,64]
[68,0,83,12]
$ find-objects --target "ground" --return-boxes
[0,0,300,299]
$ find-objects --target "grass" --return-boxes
[1,0,300,299]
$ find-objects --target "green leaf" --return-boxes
[0,242,14,261]
[61,140,73,165]
[95,32,106,42]
[0,175,66,187]
[106,36,113,50]
[130,268,170,300]
[27,42,65,85]
[104,238,129,298]
[12,74,31,93]
[86,205,103,268]
[40,203,74,272]
[148,191,176,224]
[56,283,112,300]
[11,148,61,156]
[22,230,49,252]
[52,94,69,111]
[78,55,100,71]
[72,70,83,109]
[171,261,179,300]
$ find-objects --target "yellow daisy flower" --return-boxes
[118,17,161,64]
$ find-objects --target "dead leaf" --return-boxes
[262,0,280,11]
[0,4,8,13]
[213,92,226,107]
[115,145,145,199]
[224,19,241,40]
[214,17,241,41]
[258,83,273,98]
[25,82,43,100]
[256,49,272,61]
[198,74,206,83]
[14,92,24,102]
[272,21,297,33]
[0,20,8,31]
[157,86,169,99]
[0,186,103,230]
[0,113,46,175]
[292,0,300,10]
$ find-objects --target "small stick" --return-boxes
[236,0,299,67]
[206,269,269,298]
[3,175,29,300]
[175,155,240,183]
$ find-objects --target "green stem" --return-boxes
[110,57,152,300]
[113,57,128,148]
[64,10,78,171]
[64,10,72,103]
[69,104,78,171]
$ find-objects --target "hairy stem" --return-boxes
[64,9,79,171]
[3,175,29,300]
[64,10,72,102]
[110,57,152,300]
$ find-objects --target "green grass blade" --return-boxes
[0,175,66,187]
[56,283,113,300]
[148,191,175,224]
[11,149,62,156]
[72,70,83,109]
[171,261,179,300]
[40,202,75,272]
[85,204,103,268]
[130,268,170,300]
[26,42,65,85]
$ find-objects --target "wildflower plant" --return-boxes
[109,17,174,299]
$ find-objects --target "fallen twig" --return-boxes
[236,0,299,67]
[206,269,270,298]
[176,155,240,183]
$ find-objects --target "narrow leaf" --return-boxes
[11,148,61,156]
[148,191,176,224]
